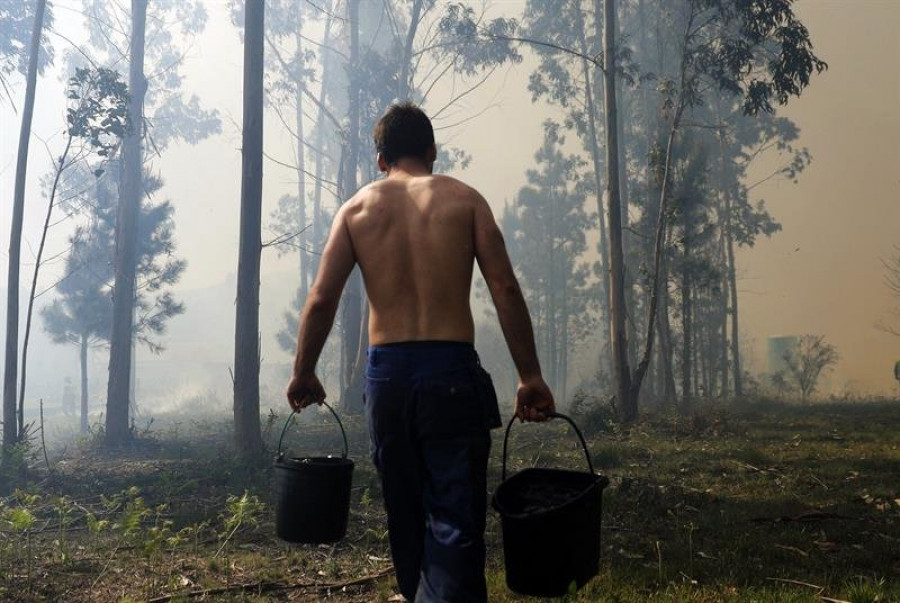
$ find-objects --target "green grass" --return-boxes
[0,400,897,601]
[484,400,900,602]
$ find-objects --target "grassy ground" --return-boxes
[0,399,897,602]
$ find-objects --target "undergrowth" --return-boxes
[0,399,895,601]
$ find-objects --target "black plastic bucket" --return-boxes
[274,403,354,544]
[492,412,609,597]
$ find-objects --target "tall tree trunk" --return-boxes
[698,291,708,398]
[3,0,46,452]
[560,265,569,404]
[106,0,147,446]
[340,0,365,414]
[657,254,676,400]
[310,5,335,281]
[575,6,612,380]
[626,0,694,410]
[80,334,89,434]
[680,223,692,410]
[724,193,743,399]
[713,104,731,399]
[547,183,558,394]
[233,0,265,459]
[719,261,730,396]
[398,0,423,100]
[295,28,309,306]
[613,33,635,370]
[600,0,634,421]
[19,134,74,438]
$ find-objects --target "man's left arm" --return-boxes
[287,203,357,411]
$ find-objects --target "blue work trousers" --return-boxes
[364,342,501,603]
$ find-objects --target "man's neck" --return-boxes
[387,158,432,178]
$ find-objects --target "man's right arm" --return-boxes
[473,193,555,422]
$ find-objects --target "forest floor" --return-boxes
[0,399,897,602]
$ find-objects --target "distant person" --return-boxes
[62,377,76,416]
[286,103,554,602]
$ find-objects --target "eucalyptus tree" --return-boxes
[234,0,332,310]
[521,0,612,376]
[0,0,53,105]
[713,98,808,398]
[234,0,266,458]
[70,0,219,444]
[3,0,52,451]
[664,135,718,406]
[507,121,597,402]
[615,0,826,419]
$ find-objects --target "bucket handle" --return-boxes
[277,401,348,461]
[501,411,594,481]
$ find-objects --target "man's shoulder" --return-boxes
[428,175,487,208]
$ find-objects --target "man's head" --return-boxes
[374,103,437,173]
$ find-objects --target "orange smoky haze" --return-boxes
[736,0,900,394]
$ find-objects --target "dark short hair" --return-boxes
[373,103,435,166]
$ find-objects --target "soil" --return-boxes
[511,480,587,515]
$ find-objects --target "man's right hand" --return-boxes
[514,377,555,422]
[286,372,326,413]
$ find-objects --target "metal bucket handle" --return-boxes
[277,401,349,461]
[501,411,594,481]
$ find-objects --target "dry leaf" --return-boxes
[775,543,808,557]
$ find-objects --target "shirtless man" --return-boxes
[286,103,554,602]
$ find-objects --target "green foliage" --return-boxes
[65,67,130,156]
[436,4,522,75]
[74,0,220,151]
[216,491,265,558]
[0,0,54,82]
[42,164,186,356]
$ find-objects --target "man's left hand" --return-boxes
[286,372,326,412]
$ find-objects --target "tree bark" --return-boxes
[680,233,692,410]
[560,264,569,404]
[657,251,676,401]
[295,28,309,307]
[630,115,681,408]
[398,0,423,100]
[719,259,730,396]
[233,0,265,459]
[340,0,365,414]
[310,4,335,281]
[80,334,89,434]
[3,0,46,452]
[724,192,743,399]
[105,0,147,446]
[575,6,612,380]
[601,0,634,421]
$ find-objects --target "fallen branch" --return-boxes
[765,578,851,603]
[752,511,851,523]
[145,566,394,603]
[774,543,808,557]
[765,577,823,592]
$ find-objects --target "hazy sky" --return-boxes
[0,0,898,404]
[735,0,899,393]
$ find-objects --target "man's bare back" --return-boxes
[287,103,554,423]
[343,174,478,345]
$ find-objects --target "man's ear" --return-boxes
[377,152,389,173]
[426,144,437,172]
